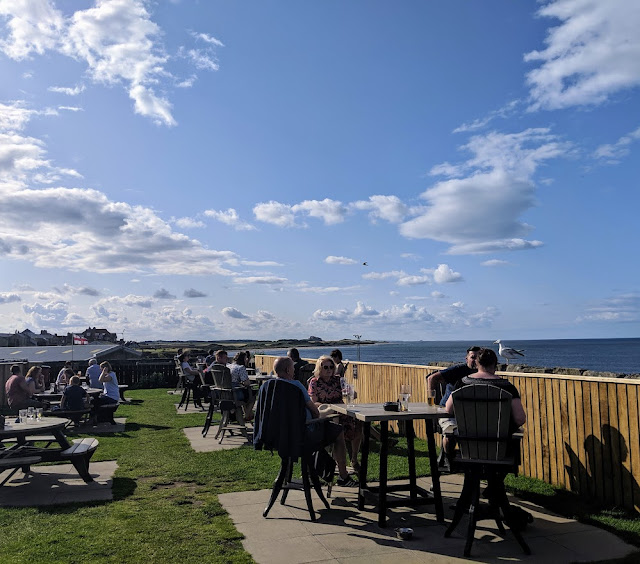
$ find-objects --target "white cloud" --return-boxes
[447,239,543,255]
[578,293,640,323]
[0,108,239,276]
[253,198,346,227]
[253,201,296,227]
[325,255,357,265]
[431,291,446,299]
[0,0,207,126]
[525,0,640,110]
[179,47,219,71]
[204,208,256,231]
[482,259,510,267]
[397,275,430,286]
[294,198,346,225]
[174,216,205,229]
[22,299,69,326]
[0,102,38,131]
[240,260,283,267]
[401,129,567,254]
[0,292,21,303]
[48,84,85,95]
[222,306,249,319]
[351,195,409,224]
[190,31,224,47]
[362,270,406,281]
[298,285,360,294]
[432,264,463,284]
[233,276,287,285]
[400,253,421,260]
[58,106,82,112]
[593,125,640,163]
[453,100,520,134]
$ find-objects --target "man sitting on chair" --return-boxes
[273,356,357,487]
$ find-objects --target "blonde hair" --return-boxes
[26,366,41,379]
[100,361,112,372]
[313,355,336,378]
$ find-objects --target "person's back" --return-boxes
[62,377,87,411]
[86,361,101,388]
[6,373,29,410]
[102,370,120,401]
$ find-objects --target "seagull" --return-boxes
[494,340,525,365]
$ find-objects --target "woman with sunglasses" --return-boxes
[308,355,362,475]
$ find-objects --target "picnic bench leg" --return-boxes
[358,422,371,510]
[378,421,389,527]
[300,458,316,521]
[71,457,94,483]
[426,419,445,522]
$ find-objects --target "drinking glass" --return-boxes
[400,384,412,411]
[347,384,356,407]
[36,408,43,421]
[19,409,27,423]
[27,406,35,421]
[426,387,436,407]
[50,382,55,393]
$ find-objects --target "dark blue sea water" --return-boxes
[260,338,640,375]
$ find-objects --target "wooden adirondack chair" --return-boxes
[444,384,530,557]
[211,366,249,444]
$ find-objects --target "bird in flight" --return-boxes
[362,262,368,266]
[494,340,525,365]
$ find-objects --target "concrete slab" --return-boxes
[219,474,638,564]
[183,425,253,452]
[0,460,117,507]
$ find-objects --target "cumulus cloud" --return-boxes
[253,201,296,227]
[298,285,360,294]
[325,255,357,265]
[0,105,239,276]
[432,264,463,284]
[431,291,446,299]
[154,288,176,299]
[525,0,640,111]
[53,283,100,296]
[222,306,249,319]
[184,288,207,298]
[204,208,256,231]
[22,299,69,326]
[401,129,567,254]
[362,270,407,281]
[350,195,409,224]
[253,199,346,227]
[0,1,220,125]
[0,292,21,303]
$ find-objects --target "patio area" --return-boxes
[220,474,635,563]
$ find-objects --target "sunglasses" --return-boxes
[322,364,335,370]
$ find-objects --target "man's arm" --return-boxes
[306,399,320,419]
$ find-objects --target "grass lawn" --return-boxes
[1,388,640,563]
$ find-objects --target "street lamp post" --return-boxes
[353,334,362,361]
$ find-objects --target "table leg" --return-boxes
[378,421,389,527]
[358,422,371,510]
[53,429,72,450]
[407,420,417,500]
[426,419,444,522]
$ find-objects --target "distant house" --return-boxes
[81,327,117,343]
[21,329,62,346]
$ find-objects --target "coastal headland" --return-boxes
[138,337,377,359]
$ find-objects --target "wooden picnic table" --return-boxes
[0,416,98,484]
[33,387,104,402]
[330,402,449,527]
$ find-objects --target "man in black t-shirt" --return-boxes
[427,346,480,406]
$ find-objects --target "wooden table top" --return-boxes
[330,402,448,422]
[0,416,68,438]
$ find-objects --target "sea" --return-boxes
[259,338,640,375]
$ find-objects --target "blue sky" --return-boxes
[0,0,638,342]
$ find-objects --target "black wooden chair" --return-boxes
[177,364,205,412]
[444,384,530,557]
[211,366,249,443]
[254,378,330,521]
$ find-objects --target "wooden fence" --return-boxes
[255,354,640,513]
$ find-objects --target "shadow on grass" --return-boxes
[121,422,171,431]
[506,475,640,548]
